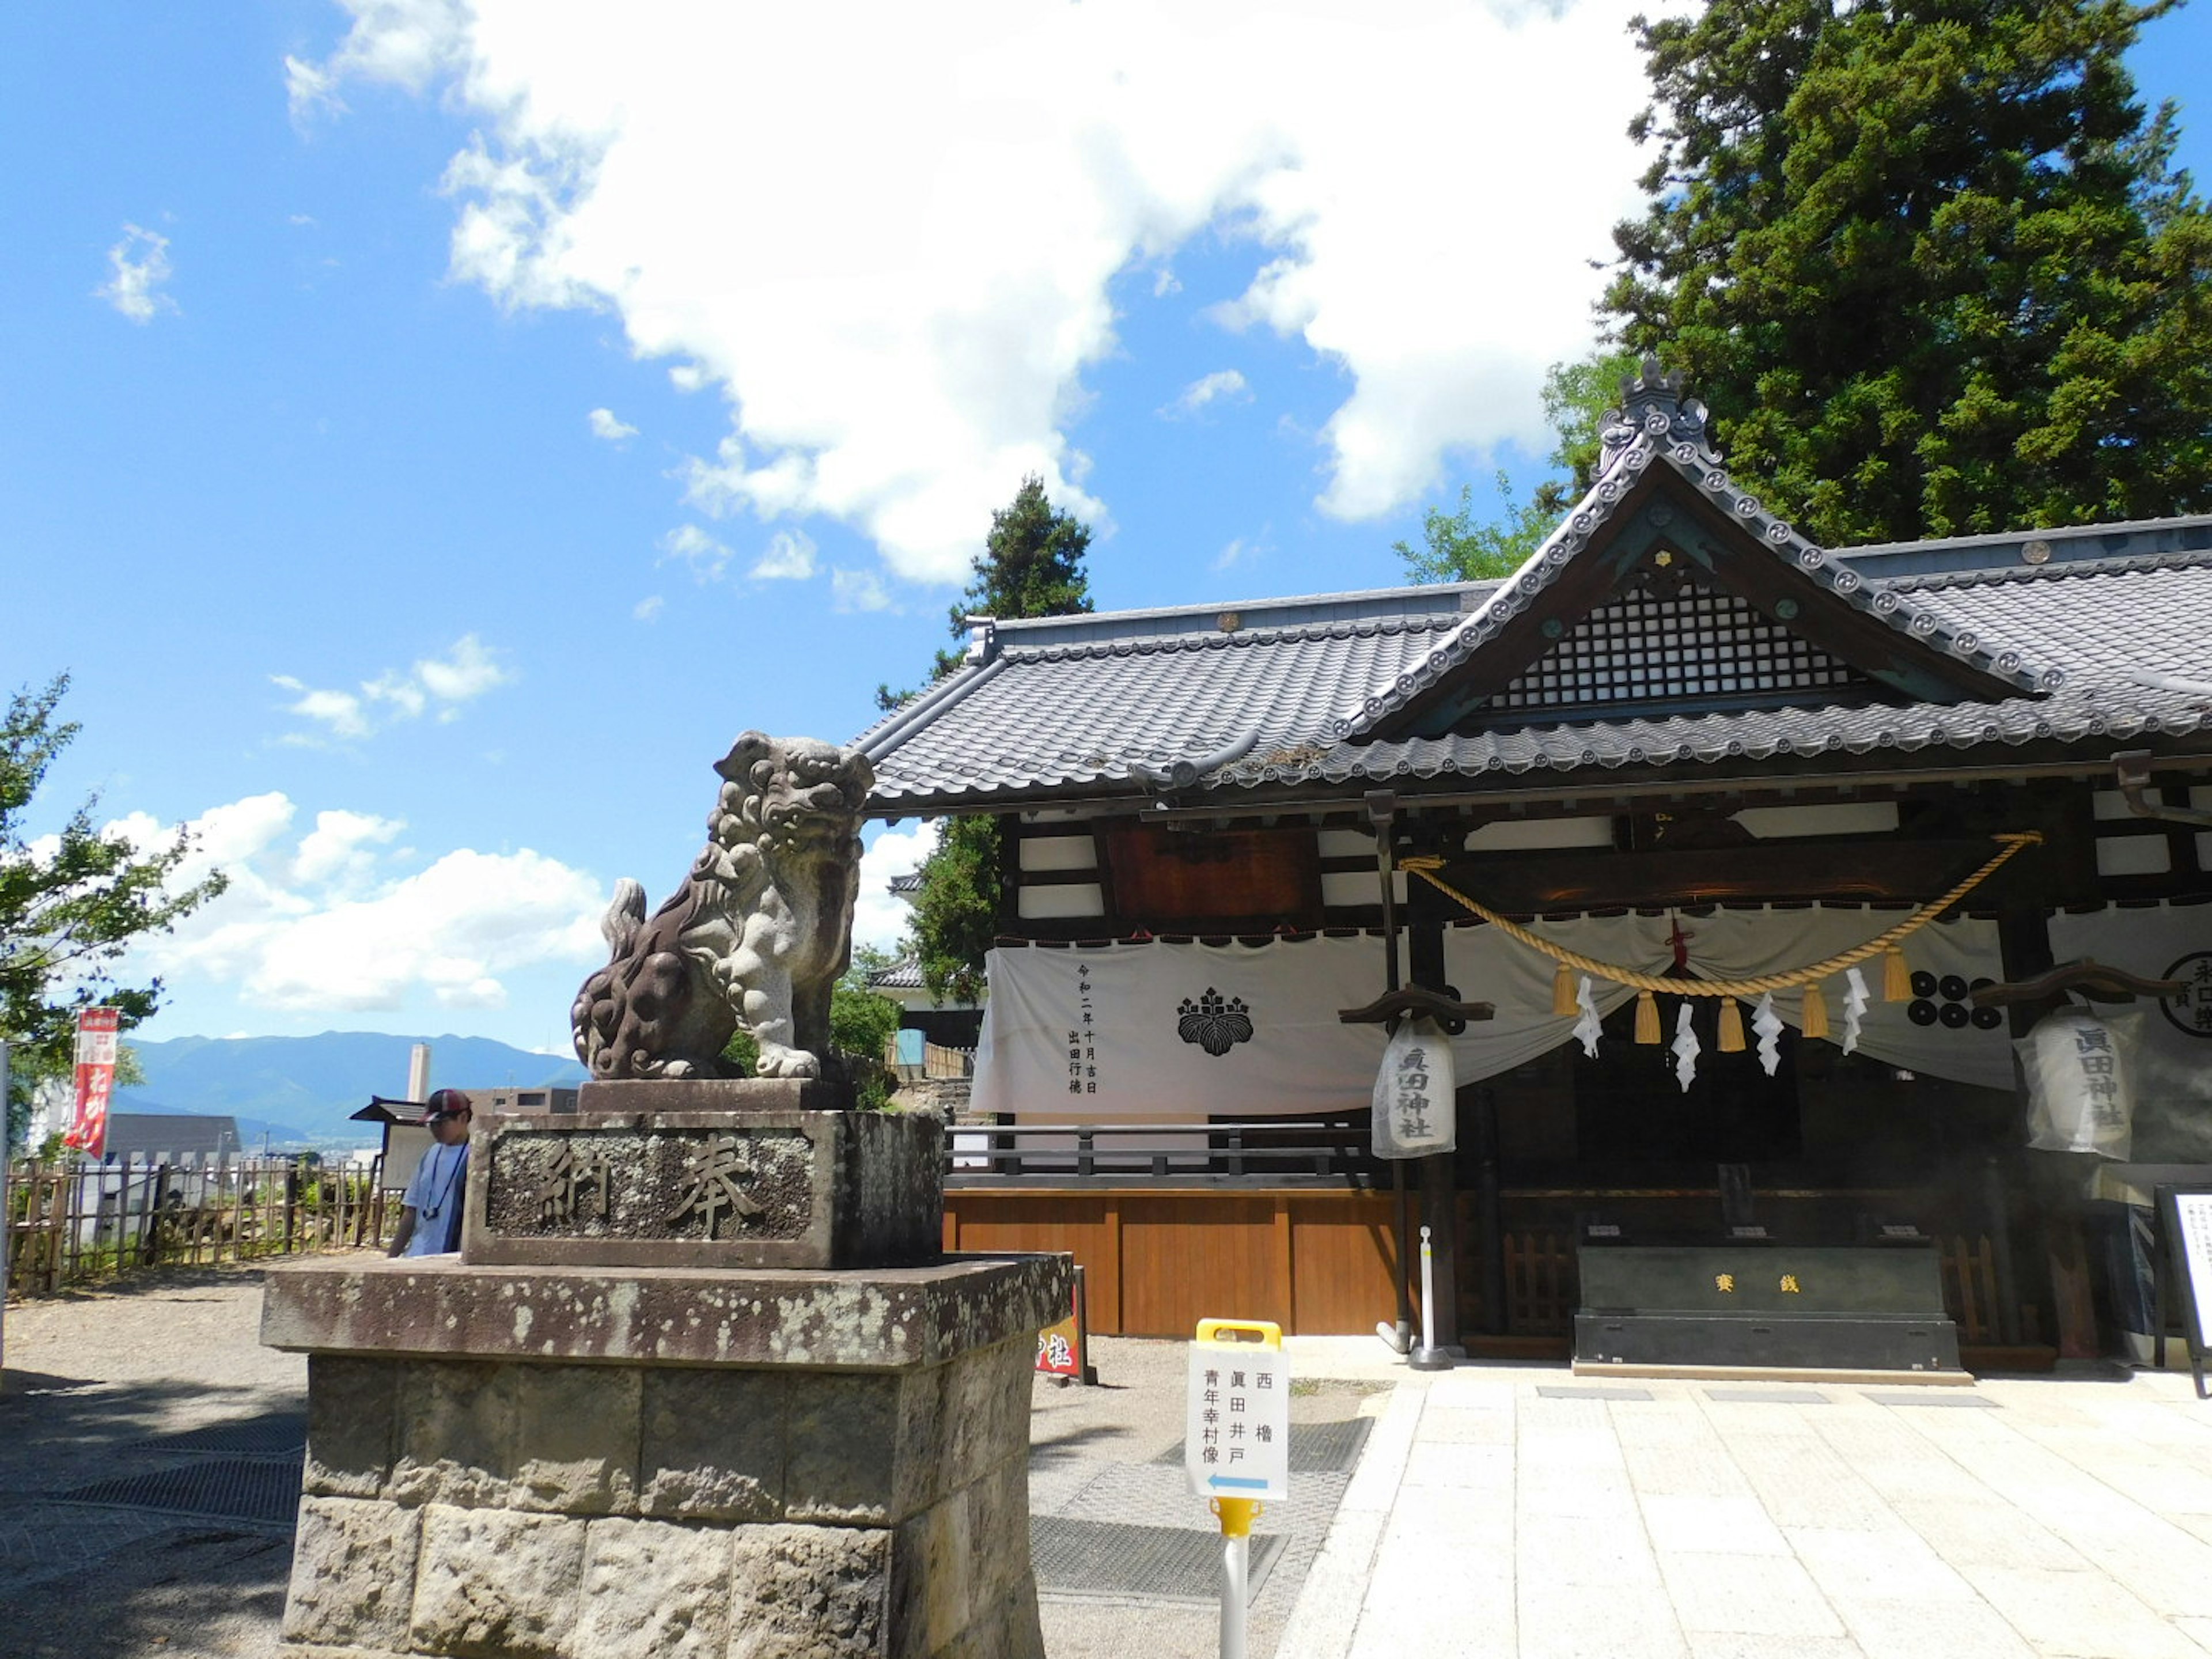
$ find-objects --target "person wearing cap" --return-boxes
[388,1089,474,1257]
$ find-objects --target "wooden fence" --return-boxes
[4,1156,394,1297]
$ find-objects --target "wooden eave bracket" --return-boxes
[1337,986,1495,1027]
[1970,957,2186,1008]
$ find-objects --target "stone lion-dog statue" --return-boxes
[572,732,875,1081]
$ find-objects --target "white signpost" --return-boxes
[1187,1319,1290,1659]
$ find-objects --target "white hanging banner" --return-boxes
[1372,1019,1456,1158]
[972,906,2016,1120]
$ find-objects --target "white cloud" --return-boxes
[588,406,638,442]
[852,821,936,955]
[272,677,370,741]
[632,594,665,622]
[297,1,1650,577]
[118,794,604,1016]
[668,363,708,393]
[1213,531,1271,573]
[288,0,470,119]
[831,568,892,613]
[412,635,510,704]
[1163,369,1251,420]
[273,634,515,742]
[294,809,406,887]
[659,523,730,582]
[749,529,816,581]
[97,225,177,323]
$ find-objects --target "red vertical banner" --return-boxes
[64,1007,120,1158]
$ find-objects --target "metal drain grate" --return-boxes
[1704,1388,1828,1404]
[1865,1392,1995,1408]
[128,1418,307,1457]
[1153,1415,1372,1474]
[1031,1516,1285,1603]
[56,1456,304,1527]
[1536,1385,1654,1402]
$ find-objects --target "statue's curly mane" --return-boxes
[571,732,873,1082]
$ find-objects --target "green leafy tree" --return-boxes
[893,476,1095,1002]
[1396,349,1642,582]
[3,676,227,1149]
[830,946,904,1111]
[1604,0,2212,546]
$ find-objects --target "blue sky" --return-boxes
[7,1,2211,1058]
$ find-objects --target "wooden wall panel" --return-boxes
[944,1188,1401,1337]
[1288,1195,1402,1335]
[1119,1195,1285,1336]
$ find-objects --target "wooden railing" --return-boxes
[944,1119,1381,1187]
[5,1156,395,1297]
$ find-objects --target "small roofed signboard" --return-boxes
[1185,1319,1289,1502]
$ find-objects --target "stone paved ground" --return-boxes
[0,1269,1368,1659]
[9,1273,2212,1659]
[1276,1359,2212,1659]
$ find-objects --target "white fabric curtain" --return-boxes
[972,906,2014,1119]
[1679,907,2012,1090]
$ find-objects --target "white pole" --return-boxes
[407,1043,432,1103]
[1421,1224,1437,1355]
[1221,1532,1248,1659]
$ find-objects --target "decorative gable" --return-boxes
[1486,565,1872,723]
[1332,361,2059,743]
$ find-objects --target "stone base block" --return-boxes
[460,1107,941,1271]
[267,1254,1069,1659]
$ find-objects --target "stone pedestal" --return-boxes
[263,1252,1071,1659]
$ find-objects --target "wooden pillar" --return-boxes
[1407,851,1465,1353]
[1472,1085,1506,1337]
[1996,902,2056,1352]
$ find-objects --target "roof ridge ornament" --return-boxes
[1599,354,1714,477]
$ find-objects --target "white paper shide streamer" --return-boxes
[1751,991,1783,1077]
[1671,1001,1700,1092]
[1573,975,1603,1058]
[1841,966,1869,1056]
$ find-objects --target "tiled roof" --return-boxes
[1331,368,2055,742]
[866,957,926,990]
[854,373,2212,815]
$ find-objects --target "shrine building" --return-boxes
[853,362,2212,1372]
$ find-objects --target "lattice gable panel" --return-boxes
[1487,575,1872,719]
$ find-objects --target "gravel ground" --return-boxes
[0,1268,1380,1659]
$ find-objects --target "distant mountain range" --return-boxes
[114,1032,587,1149]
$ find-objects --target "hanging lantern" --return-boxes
[1371,1018,1457,1160]
[2020,1009,2140,1160]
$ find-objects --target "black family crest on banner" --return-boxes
[2161,952,2212,1038]
[1177,988,1255,1056]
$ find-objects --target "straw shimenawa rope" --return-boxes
[1398,831,2041,999]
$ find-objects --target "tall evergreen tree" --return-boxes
[1604,0,2212,547]
[906,476,1094,1003]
